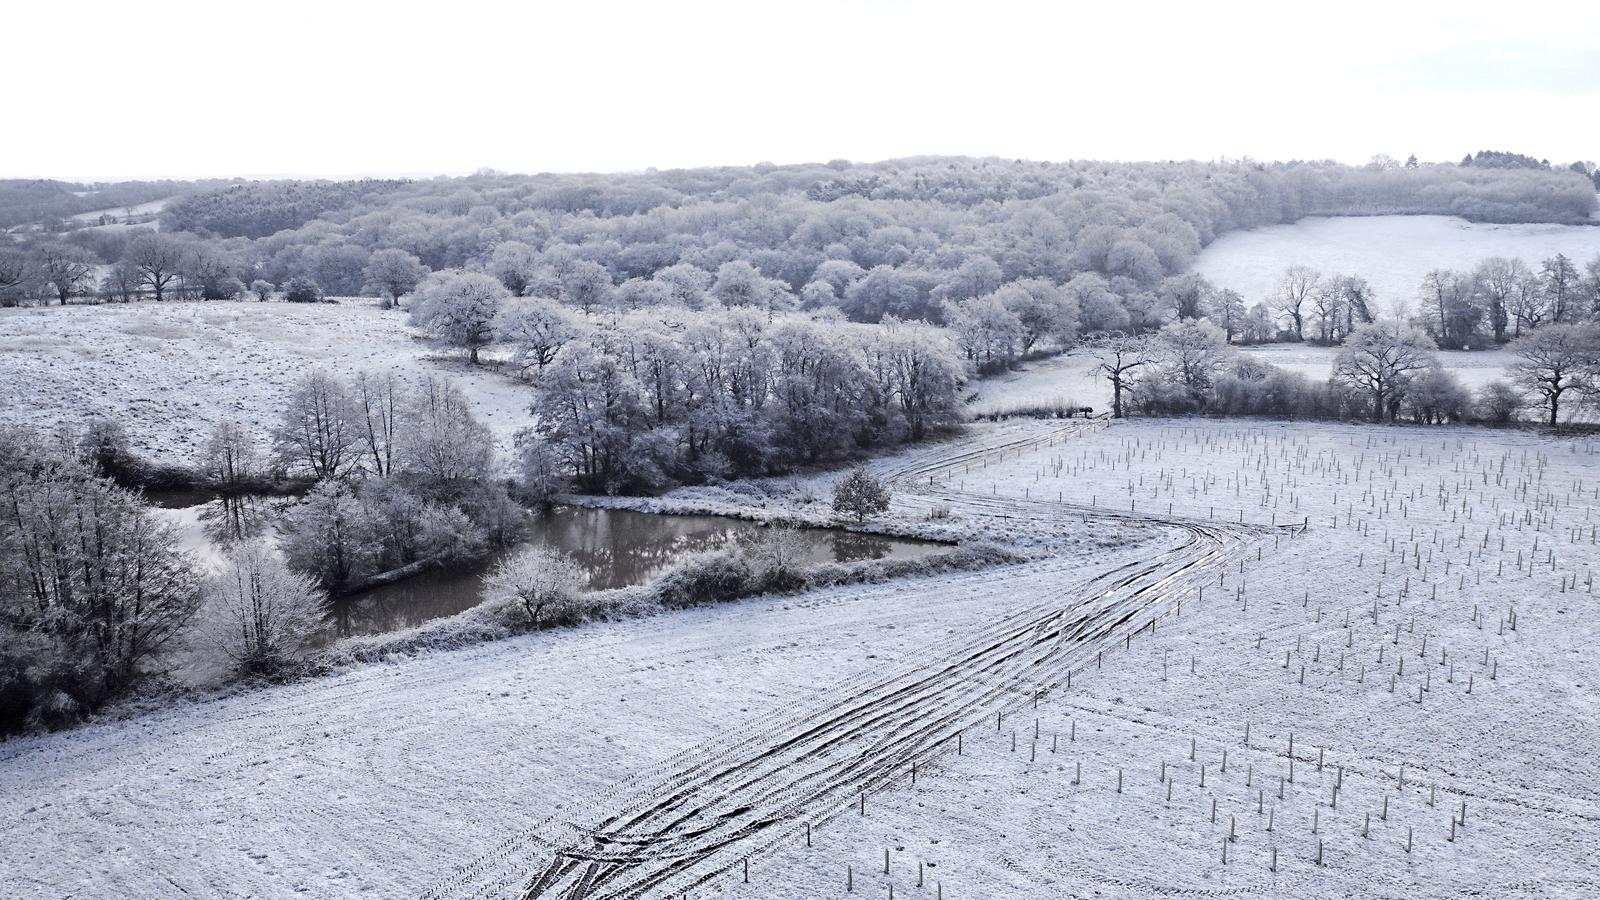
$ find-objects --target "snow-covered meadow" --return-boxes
[4,417,1598,898]
[1194,214,1600,316]
[0,300,533,464]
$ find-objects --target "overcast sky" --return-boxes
[11,0,1598,180]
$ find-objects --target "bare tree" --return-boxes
[0,245,34,300]
[1473,257,1521,343]
[1273,265,1319,341]
[201,420,261,491]
[352,371,402,477]
[35,242,96,305]
[1507,324,1598,426]
[125,231,187,302]
[1332,321,1438,421]
[272,372,359,480]
[1087,331,1153,418]
[1540,254,1581,324]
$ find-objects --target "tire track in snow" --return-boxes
[426,424,1280,899]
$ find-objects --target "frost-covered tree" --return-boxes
[199,542,327,676]
[559,260,614,314]
[1213,288,1246,343]
[1418,269,1482,348]
[1158,273,1212,322]
[832,467,891,524]
[1506,262,1545,337]
[946,294,1023,369]
[513,429,566,507]
[483,546,585,628]
[400,377,495,485]
[1067,272,1129,334]
[496,297,582,379]
[1332,321,1438,421]
[0,455,201,709]
[1472,258,1523,343]
[409,269,508,363]
[882,318,963,440]
[1474,380,1522,425]
[361,248,427,309]
[277,481,373,589]
[351,371,401,478]
[249,278,275,301]
[1539,254,1581,324]
[1155,320,1234,395]
[652,263,711,308]
[487,241,542,296]
[272,371,359,480]
[1507,324,1599,426]
[998,278,1078,353]
[202,420,261,491]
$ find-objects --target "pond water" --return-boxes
[148,492,942,637]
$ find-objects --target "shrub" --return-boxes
[282,275,324,303]
[655,550,754,609]
[1474,380,1523,425]
[481,546,586,628]
[832,467,891,524]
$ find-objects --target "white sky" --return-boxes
[9,0,1598,180]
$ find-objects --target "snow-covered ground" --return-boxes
[5,418,1598,898]
[0,300,534,465]
[66,197,171,224]
[1194,214,1600,316]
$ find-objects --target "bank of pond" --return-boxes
[149,491,941,638]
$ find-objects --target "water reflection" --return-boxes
[150,496,941,638]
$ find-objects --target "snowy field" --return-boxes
[0,301,533,465]
[1194,214,1600,315]
[4,417,1598,898]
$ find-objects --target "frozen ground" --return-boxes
[0,300,533,465]
[5,418,1598,898]
[1194,215,1600,317]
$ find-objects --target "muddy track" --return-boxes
[425,425,1281,900]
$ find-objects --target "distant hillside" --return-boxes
[0,179,222,230]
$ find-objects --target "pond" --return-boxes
[148,492,943,637]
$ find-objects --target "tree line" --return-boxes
[2,158,1594,332]
[1101,318,1600,428]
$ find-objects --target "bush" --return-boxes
[1474,380,1523,425]
[832,467,891,524]
[481,546,586,628]
[655,550,754,609]
[282,275,324,303]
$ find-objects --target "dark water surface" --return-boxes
[150,492,940,637]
